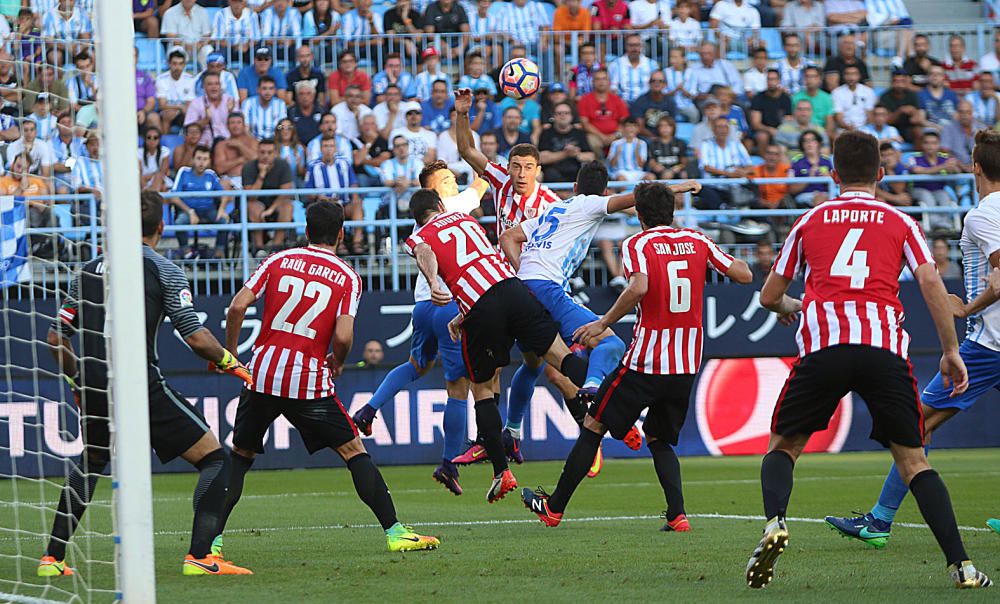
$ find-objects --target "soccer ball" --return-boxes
[499,58,540,100]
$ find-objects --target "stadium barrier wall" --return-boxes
[4,281,999,477]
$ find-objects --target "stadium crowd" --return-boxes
[3,0,994,265]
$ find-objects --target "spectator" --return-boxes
[718,86,751,139]
[275,117,307,184]
[940,100,986,172]
[876,141,912,206]
[629,69,676,138]
[691,96,740,150]
[750,69,792,150]
[750,143,791,209]
[26,94,56,141]
[382,0,423,58]
[709,0,761,52]
[539,83,575,129]
[692,42,743,102]
[71,132,102,199]
[238,47,289,104]
[67,50,97,112]
[469,87,501,135]
[553,0,592,61]
[919,66,960,128]
[357,341,385,368]
[213,113,259,188]
[932,237,961,280]
[697,117,754,209]
[608,34,659,105]
[668,1,701,53]
[824,0,867,37]
[832,64,876,130]
[261,0,303,59]
[374,85,412,139]
[879,70,927,142]
[41,0,92,56]
[628,0,671,51]
[607,117,652,181]
[156,47,196,134]
[304,139,362,252]
[169,145,229,257]
[287,45,328,106]
[781,0,825,51]
[787,130,832,206]
[422,80,454,134]
[906,130,962,232]
[171,123,203,174]
[663,47,698,123]
[903,34,941,89]
[353,114,391,187]
[506,0,552,55]
[967,72,999,125]
[0,108,17,147]
[480,131,504,167]
[184,73,237,146]
[498,93,542,142]
[211,0,261,64]
[578,68,629,155]
[423,0,470,59]
[161,0,213,54]
[331,85,373,139]
[647,115,689,180]
[196,52,240,100]
[390,105,438,164]
[414,47,452,101]
[242,75,288,140]
[823,33,870,91]
[0,50,18,118]
[245,138,295,250]
[24,64,69,115]
[859,104,903,148]
[751,240,775,281]
[288,81,325,146]
[744,48,770,99]
[774,33,813,96]
[589,0,631,55]
[138,126,171,192]
[457,52,497,97]
[979,29,1000,79]
[381,133,424,210]
[15,9,42,81]
[2,153,49,226]
[943,35,979,94]
[306,112,356,162]
[538,101,595,182]
[569,42,602,100]
[133,0,159,38]
[50,113,80,193]
[492,106,532,157]
[329,50,373,106]
[302,0,340,62]
[134,47,159,132]
[372,53,416,102]
[776,99,828,150]
[865,0,914,58]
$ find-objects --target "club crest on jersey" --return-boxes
[525,207,538,219]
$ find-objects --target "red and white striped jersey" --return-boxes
[621,226,734,374]
[244,245,362,399]
[482,161,560,242]
[774,192,933,359]
[404,211,516,315]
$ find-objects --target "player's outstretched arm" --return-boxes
[573,273,648,347]
[454,88,488,177]
[725,259,753,284]
[499,225,527,270]
[226,286,256,354]
[915,263,969,396]
[186,328,254,387]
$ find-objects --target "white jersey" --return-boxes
[960,190,1000,351]
[413,187,484,302]
[518,194,610,289]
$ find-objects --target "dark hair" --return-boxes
[140,190,164,237]
[17,8,31,18]
[782,32,800,43]
[973,129,1000,181]
[879,141,896,153]
[306,199,345,245]
[184,122,203,134]
[873,103,888,111]
[410,188,443,226]
[384,83,401,93]
[193,145,211,157]
[575,161,608,196]
[419,160,449,188]
[258,75,276,87]
[509,143,540,163]
[753,48,768,57]
[634,181,675,228]
[915,33,929,42]
[932,236,950,246]
[480,131,497,142]
[227,111,244,121]
[73,50,90,63]
[922,130,941,141]
[203,71,221,83]
[466,51,483,62]
[592,67,609,77]
[843,64,861,72]
[386,52,401,61]
[580,42,596,52]
[337,49,356,63]
[833,131,880,185]
[766,68,780,77]
[656,114,676,130]
[258,137,276,147]
[803,65,822,77]
[431,79,449,90]
[622,116,640,126]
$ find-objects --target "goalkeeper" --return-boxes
[40,191,254,578]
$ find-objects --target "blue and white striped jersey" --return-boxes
[664,67,697,109]
[51,136,86,165]
[858,123,902,148]
[42,7,92,42]
[71,155,103,192]
[966,92,999,125]
[415,70,453,102]
[609,56,659,104]
[279,143,306,174]
[302,9,341,36]
[960,191,1000,350]
[458,74,498,96]
[698,138,752,171]
[865,0,910,24]
[772,58,815,95]
[466,3,507,36]
[518,194,610,289]
[379,155,422,183]
[212,7,261,44]
[340,9,381,41]
[195,70,240,101]
[68,73,99,107]
[241,96,288,140]
[372,71,417,99]
[260,6,303,39]
[307,133,357,162]
[305,157,357,196]
[609,138,648,175]
[28,113,58,141]
[505,1,551,45]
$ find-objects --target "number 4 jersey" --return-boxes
[774,192,933,359]
[244,246,362,399]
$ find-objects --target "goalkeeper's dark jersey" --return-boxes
[55,256,108,390]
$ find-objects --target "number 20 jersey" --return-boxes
[244,246,362,399]
[773,192,933,360]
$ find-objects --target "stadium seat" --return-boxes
[675,121,694,142]
[362,196,382,234]
[760,29,785,59]
[750,155,765,167]
[293,199,306,236]
[135,38,162,72]
[51,203,86,242]
[161,134,184,153]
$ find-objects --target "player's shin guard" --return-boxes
[219,452,255,534]
[761,450,795,520]
[548,428,603,514]
[46,453,108,560]
[506,362,543,434]
[368,362,420,411]
[560,353,588,389]
[584,335,625,389]
[649,440,685,521]
[347,453,398,530]
[872,447,929,523]
[443,397,468,460]
[909,469,968,566]
[190,449,230,558]
[475,398,509,476]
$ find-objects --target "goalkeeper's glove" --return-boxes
[63,374,81,406]
[213,350,253,387]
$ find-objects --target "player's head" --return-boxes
[574,161,608,196]
[831,131,883,189]
[140,190,164,239]
[633,181,675,229]
[410,188,445,226]
[508,144,541,196]
[305,199,345,246]
[419,160,458,197]
[973,129,1000,192]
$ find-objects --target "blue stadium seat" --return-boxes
[135,38,162,72]
[675,121,694,142]
[161,134,183,152]
[293,199,306,236]
[362,196,382,234]
[760,29,785,59]
[541,2,555,24]
[750,155,765,167]
[52,204,86,242]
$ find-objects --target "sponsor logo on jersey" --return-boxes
[178,289,194,308]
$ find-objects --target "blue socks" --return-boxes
[583,335,625,389]
[871,447,930,524]
[442,397,467,460]
[505,361,544,434]
[368,362,420,411]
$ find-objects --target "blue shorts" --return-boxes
[922,339,1000,411]
[410,300,467,382]
[523,279,599,344]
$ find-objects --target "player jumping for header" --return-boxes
[747,131,990,589]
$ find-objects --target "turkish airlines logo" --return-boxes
[695,357,852,456]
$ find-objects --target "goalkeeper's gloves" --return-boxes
[63,374,81,406]
[213,350,253,387]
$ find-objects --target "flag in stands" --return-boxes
[0,196,29,287]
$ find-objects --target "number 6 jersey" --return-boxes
[773,191,933,359]
[244,245,362,399]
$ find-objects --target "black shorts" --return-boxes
[589,366,696,445]
[149,380,212,463]
[232,389,358,455]
[460,279,561,384]
[772,345,923,448]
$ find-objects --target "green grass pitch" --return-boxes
[2,449,998,603]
